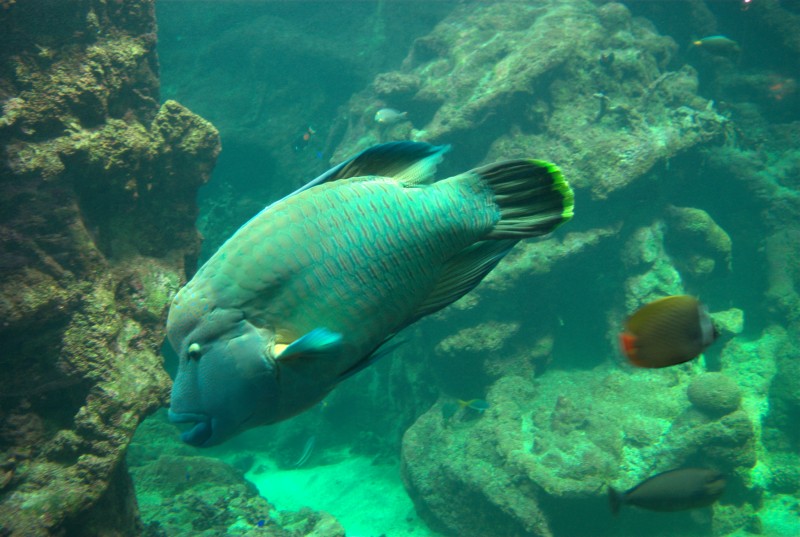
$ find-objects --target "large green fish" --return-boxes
[167,142,573,446]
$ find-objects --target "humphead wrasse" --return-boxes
[166,142,574,446]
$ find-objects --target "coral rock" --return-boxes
[687,373,742,417]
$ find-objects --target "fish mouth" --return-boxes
[168,410,214,447]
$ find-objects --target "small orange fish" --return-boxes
[620,295,717,368]
[292,126,316,152]
[767,77,797,102]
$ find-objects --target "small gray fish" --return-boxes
[609,468,726,515]
[374,108,408,125]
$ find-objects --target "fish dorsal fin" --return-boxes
[323,141,450,186]
[405,240,517,325]
[263,142,450,210]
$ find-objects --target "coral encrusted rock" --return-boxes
[687,373,742,417]
[0,1,219,535]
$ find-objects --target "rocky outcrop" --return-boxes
[0,1,219,535]
[334,0,726,200]
[402,366,759,537]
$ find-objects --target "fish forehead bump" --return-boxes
[167,288,205,349]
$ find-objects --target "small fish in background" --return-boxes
[441,398,489,419]
[458,398,490,413]
[293,435,316,468]
[767,75,797,102]
[292,125,316,152]
[256,518,266,528]
[609,468,726,515]
[374,108,408,125]
[620,295,718,369]
[598,51,615,68]
[691,35,741,57]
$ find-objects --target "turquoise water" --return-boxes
[130,1,800,536]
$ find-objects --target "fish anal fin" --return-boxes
[335,335,406,383]
[408,240,516,324]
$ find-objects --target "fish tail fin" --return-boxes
[608,487,622,516]
[474,160,574,239]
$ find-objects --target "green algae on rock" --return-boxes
[0,1,219,535]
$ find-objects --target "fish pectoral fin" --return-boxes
[276,328,343,362]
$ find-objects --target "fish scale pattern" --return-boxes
[202,176,498,358]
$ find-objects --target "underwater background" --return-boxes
[1,0,799,536]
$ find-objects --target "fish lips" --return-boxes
[168,409,214,447]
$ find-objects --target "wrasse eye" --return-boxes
[187,343,202,361]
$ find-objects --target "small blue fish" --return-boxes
[458,399,490,413]
[256,519,265,528]
[167,142,574,446]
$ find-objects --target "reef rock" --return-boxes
[687,373,742,417]
[0,1,219,535]
[335,0,726,199]
[402,367,760,536]
[129,454,345,537]
[664,205,733,277]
